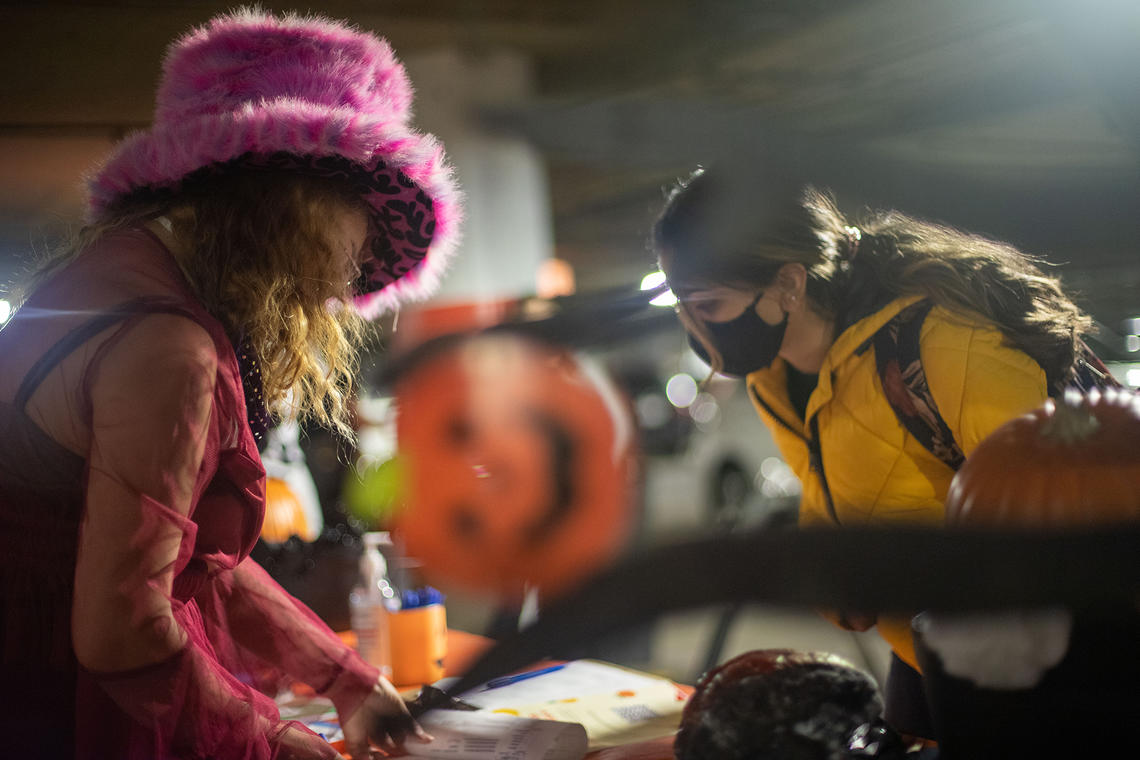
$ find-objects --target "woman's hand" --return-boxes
[275,724,343,760]
[338,677,433,759]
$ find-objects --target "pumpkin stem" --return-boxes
[1041,395,1100,445]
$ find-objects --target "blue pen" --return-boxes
[481,664,566,690]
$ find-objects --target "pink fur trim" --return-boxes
[85,7,462,317]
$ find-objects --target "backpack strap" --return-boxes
[1064,339,1123,394]
[14,297,198,411]
[873,300,966,472]
[875,303,1124,474]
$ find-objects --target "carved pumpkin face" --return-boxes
[391,333,636,599]
[946,388,1140,527]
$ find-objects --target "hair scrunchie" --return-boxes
[842,225,862,262]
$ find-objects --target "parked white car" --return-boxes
[600,333,800,544]
[1104,360,1139,389]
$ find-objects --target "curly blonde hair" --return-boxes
[15,170,372,441]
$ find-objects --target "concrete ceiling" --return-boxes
[2,0,1138,350]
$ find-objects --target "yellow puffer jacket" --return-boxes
[746,295,1049,669]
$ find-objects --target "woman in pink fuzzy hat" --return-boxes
[0,8,460,759]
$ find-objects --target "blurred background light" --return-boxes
[536,257,576,299]
[665,372,698,408]
[641,271,677,307]
[758,456,801,498]
[0,298,10,325]
[689,392,720,427]
[635,392,671,429]
[759,457,785,480]
[639,271,665,290]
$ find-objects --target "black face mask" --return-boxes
[687,293,788,377]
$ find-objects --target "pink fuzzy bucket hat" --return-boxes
[87,8,462,318]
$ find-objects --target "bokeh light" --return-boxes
[665,373,698,408]
[640,270,677,307]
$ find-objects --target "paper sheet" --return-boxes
[275,694,344,744]
[458,660,687,749]
[407,711,587,760]
[276,660,686,755]
[275,691,588,759]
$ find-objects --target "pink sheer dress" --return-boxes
[0,228,379,758]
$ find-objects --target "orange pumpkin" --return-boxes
[945,388,1140,527]
[261,477,316,542]
[391,333,637,599]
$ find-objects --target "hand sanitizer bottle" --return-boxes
[349,531,400,679]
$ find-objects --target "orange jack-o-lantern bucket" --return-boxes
[261,477,317,543]
[391,332,637,599]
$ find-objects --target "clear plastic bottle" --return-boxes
[349,531,399,679]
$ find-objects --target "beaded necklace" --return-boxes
[234,335,272,444]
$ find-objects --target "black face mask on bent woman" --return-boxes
[687,293,788,377]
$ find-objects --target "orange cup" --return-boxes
[388,604,447,687]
